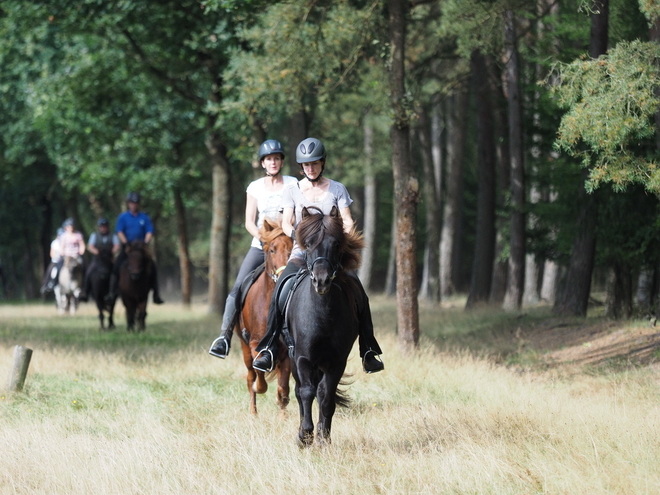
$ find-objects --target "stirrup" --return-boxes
[362,349,384,374]
[208,336,230,359]
[252,348,274,372]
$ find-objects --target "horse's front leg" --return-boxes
[294,357,316,448]
[137,302,147,332]
[316,372,341,446]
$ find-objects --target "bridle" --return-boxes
[305,252,339,283]
[269,265,286,283]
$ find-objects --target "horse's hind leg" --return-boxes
[276,358,291,413]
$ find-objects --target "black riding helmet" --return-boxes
[97,218,109,227]
[126,191,140,203]
[258,139,285,177]
[296,137,326,182]
[258,139,285,161]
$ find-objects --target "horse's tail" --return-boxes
[334,376,354,408]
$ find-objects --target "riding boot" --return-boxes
[105,273,117,303]
[151,262,164,305]
[253,261,299,372]
[353,274,384,374]
[79,267,92,302]
[209,295,238,359]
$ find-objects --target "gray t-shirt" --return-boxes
[281,180,353,259]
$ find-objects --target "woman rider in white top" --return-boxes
[251,137,384,374]
[209,139,298,359]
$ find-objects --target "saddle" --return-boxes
[277,268,309,358]
[237,263,266,309]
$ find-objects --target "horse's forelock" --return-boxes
[259,217,285,245]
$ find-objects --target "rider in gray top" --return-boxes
[251,137,384,374]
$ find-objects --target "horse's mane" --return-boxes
[296,207,364,272]
[259,217,285,245]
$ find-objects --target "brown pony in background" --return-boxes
[238,218,293,415]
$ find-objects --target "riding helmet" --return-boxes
[296,137,326,164]
[258,139,285,161]
[126,191,141,203]
[97,218,109,227]
[62,217,74,228]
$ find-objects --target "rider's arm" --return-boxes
[282,207,295,238]
[340,207,354,234]
[87,233,98,255]
[112,235,121,255]
[117,231,128,244]
[245,193,260,239]
[78,233,86,255]
[144,232,153,244]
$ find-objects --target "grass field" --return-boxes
[1,296,659,494]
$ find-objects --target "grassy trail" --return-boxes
[1,298,659,494]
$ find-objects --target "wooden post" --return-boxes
[7,345,33,392]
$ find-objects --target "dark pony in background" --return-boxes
[118,241,153,332]
[238,217,293,415]
[89,248,117,330]
[286,206,365,447]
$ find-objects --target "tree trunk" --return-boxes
[288,110,308,177]
[206,125,232,314]
[388,0,419,350]
[605,262,633,319]
[358,116,377,292]
[523,185,542,306]
[385,203,397,297]
[440,90,468,298]
[554,0,608,316]
[417,106,441,302]
[466,50,496,309]
[502,10,526,312]
[490,61,510,304]
[174,188,192,308]
[540,260,559,304]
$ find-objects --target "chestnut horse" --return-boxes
[238,218,293,415]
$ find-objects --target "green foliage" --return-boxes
[553,40,660,194]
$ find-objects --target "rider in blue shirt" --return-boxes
[106,192,164,304]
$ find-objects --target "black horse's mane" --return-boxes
[296,206,364,272]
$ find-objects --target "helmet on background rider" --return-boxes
[62,217,74,229]
[126,191,141,203]
[296,138,326,182]
[97,218,109,227]
[258,139,285,162]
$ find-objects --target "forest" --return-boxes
[1,0,659,335]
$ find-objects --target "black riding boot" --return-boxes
[151,262,164,304]
[105,273,117,303]
[209,295,238,359]
[353,274,384,374]
[252,262,299,372]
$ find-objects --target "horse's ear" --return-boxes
[330,206,339,218]
[302,207,311,219]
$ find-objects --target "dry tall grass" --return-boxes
[1,299,659,494]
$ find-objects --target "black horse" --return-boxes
[88,248,117,330]
[287,206,365,447]
[118,241,152,332]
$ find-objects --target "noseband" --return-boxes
[305,253,339,282]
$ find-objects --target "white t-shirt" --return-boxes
[246,175,298,249]
[50,238,62,263]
